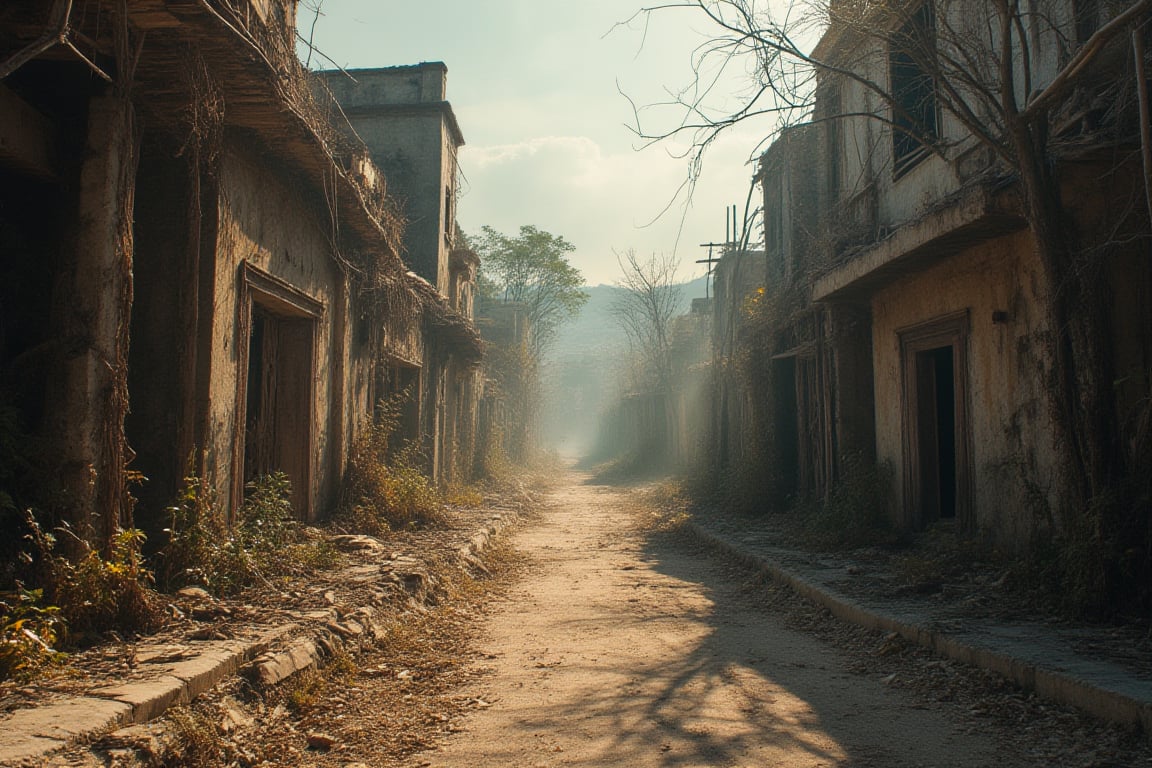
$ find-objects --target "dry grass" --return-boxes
[141,530,529,767]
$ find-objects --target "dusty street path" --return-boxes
[419,471,1001,768]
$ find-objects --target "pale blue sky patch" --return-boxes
[301,1,772,285]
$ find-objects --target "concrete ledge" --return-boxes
[685,520,1152,733]
[0,509,521,765]
[90,675,187,723]
[250,637,324,687]
[0,697,132,765]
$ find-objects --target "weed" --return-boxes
[444,483,484,508]
[159,470,338,596]
[339,396,445,534]
[0,586,64,680]
[155,470,220,591]
[52,525,161,640]
[476,423,513,481]
[13,510,161,647]
[797,455,899,549]
[162,706,225,767]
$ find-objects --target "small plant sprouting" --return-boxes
[159,469,342,596]
[0,586,64,681]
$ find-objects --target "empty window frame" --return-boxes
[889,2,939,177]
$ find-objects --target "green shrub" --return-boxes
[156,470,223,592]
[0,587,64,681]
[339,397,444,534]
[52,526,161,639]
[159,470,335,596]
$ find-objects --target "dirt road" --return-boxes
[420,473,1004,768]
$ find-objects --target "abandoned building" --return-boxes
[314,63,483,484]
[711,0,1152,554]
[0,1,483,555]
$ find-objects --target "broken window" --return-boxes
[373,359,422,457]
[889,2,938,177]
[819,82,843,202]
[444,184,454,245]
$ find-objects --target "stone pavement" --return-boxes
[685,510,1152,734]
[0,506,519,767]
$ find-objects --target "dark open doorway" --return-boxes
[914,345,957,522]
[374,360,422,457]
[899,312,971,529]
[772,357,800,500]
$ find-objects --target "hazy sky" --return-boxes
[303,1,770,286]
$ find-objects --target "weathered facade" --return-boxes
[0,0,482,554]
[713,0,1152,555]
[315,64,482,485]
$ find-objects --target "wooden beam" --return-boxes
[0,82,59,179]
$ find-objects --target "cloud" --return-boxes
[458,130,765,285]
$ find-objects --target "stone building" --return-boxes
[0,0,482,554]
[714,0,1151,553]
[314,64,482,484]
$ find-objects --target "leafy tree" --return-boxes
[473,225,589,360]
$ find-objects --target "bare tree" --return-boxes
[630,0,1151,606]
[611,249,684,393]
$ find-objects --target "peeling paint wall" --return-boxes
[870,230,1058,547]
[206,141,343,520]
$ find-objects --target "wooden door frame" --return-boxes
[897,310,973,530]
[232,262,324,521]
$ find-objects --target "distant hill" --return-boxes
[548,273,711,360]
[540,273,711,455]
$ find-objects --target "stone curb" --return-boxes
[0,627,292,766]
[0,511,516,767]
[684,520,1152,734]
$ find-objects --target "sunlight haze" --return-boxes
[302,0,769,285]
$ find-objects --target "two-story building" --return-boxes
[314,63,483,485]
[725,0,1151,554]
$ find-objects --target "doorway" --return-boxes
[899,312,971,529]
[914,345,957,521]
[235,264,323,521]
[772,356,800,500]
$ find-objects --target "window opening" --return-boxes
[890,3,938,176]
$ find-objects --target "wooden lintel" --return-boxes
[0,83,59,180]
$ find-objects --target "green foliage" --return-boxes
[156,471,222,592]
[159,470,334,596]
[338,396,445,535]
[474,224,588,358]
[52,526,161,639]
[0,587,64,681]
[11,509,161,645]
